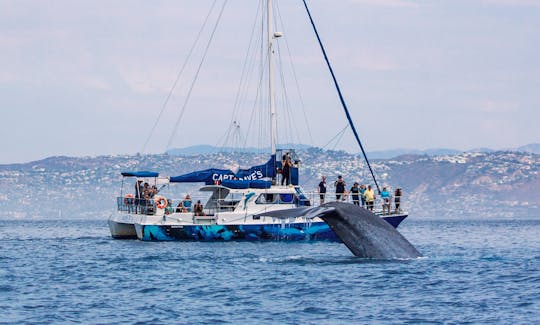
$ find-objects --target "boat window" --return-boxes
[255,193,276,204]
[280,194,294,203]
[255,193,297,204]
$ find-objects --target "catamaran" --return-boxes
[108,0,409,241]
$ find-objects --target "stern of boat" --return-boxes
[108,213,139,239]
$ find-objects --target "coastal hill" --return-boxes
[166,143,540,158]
[0,148,538,219]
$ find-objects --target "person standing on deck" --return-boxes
[318,176,327,205]
[334,175,346,201]
[350,182,360,206]
[394,188,402,213]
[359,184,367,208]
[281,152,292,186]
[364,185,375,211]
[381,187,391,214]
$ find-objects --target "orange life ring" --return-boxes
[124,193,135,204]
[155,196,168,209]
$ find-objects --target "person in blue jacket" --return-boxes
[380,187,391,214]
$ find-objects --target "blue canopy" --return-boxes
[170,155,276,185]
[121,171,159,178]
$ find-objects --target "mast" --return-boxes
[267,0,277,155]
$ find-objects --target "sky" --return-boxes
[1,0,539,164]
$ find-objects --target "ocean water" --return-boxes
[1,218,539,324]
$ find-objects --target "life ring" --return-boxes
[155,196,168,209]
[124,193,135,204]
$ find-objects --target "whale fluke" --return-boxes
[256,202,421,259]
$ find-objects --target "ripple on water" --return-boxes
[1,218,539,323]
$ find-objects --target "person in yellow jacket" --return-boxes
[364,185,375,211]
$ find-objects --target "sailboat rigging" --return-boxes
[302,0,381,193]
[108,0,407,241]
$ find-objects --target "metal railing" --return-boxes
[116,192,405,216]
[299,191,405,215]
[116,195,210,215]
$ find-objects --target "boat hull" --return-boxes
[134,221,336,241]
[133,214,408,241]
[379,214,408,228]
[108,214,142,239]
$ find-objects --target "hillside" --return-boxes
[0,149,538,219]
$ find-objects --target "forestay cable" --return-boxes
[302,0,381,193]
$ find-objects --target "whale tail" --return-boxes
[256,202,421,259]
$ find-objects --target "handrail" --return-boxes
[116,190,405,216]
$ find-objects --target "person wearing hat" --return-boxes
[334,175,346,201]
[350,182,360,206]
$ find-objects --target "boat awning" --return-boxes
[170,155,276,184]
[121,171,159,178]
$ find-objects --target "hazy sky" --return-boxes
[1,0,539,163]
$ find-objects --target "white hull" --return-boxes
[108,214,144,239]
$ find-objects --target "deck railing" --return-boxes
[116,191,405,216]
[300,191,404,215]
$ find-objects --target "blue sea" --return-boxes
[1,218,539,324]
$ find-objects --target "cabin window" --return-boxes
[279,194,294,203]
[255,193,276,204]
[255,193,297,204]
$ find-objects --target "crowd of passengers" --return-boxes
[127,174,403,216]
[128,180,206,216]
[317,175,403,215]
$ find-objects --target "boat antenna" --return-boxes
[302,0,381,194]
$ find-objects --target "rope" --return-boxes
[302,0,381,194]
[321,124,349,150]
[225,0,264,145]
[275,2,314,145]
[218,0,264,153]
[140,0,219,154]
[166,0,229,150]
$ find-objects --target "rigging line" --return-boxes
[278,63,296,146]
[227,0,264,129]
[166,0,229,150]
[218,1,264,151]
[274,35,292,144]
[331,126,348,152]
[140,0,219,154]
[243,38,269,151]
[242,57,265,151]
[252,2,267,153]
[276,35,303,147]
[322,124,349,150]
[274,2,314,146]
[236,1,263,151]
[261,4,268,153]
[216,122,235,151]
[234,122,246,151]
[258,7,268,153]
[302,0,381,194]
